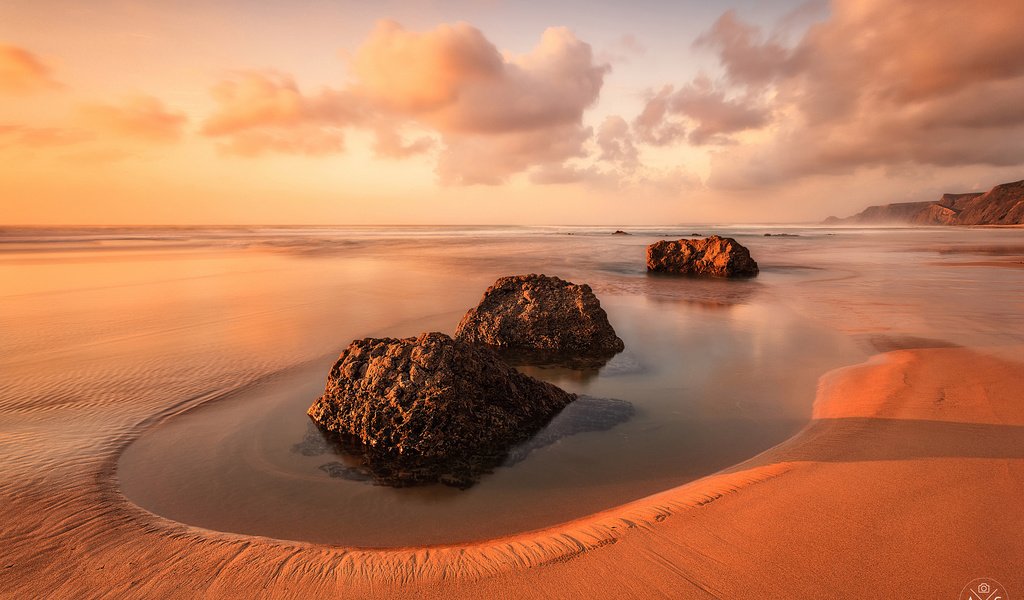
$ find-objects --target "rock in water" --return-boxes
[295,395,634,488]
[307,332,575,462]
[454,274,625,360]
[646,235,759,277]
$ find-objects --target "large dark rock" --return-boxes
[646,235,759,277]
[295,395,633,488]
[307,332,575,464]
[454,274,625,361]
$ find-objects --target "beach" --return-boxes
[1,226,1022,598]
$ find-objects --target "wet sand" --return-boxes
[1,346,1020,598]
[2,226,1023,597]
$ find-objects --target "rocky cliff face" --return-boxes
[955,180,1024,225]
[824,179,1024,225]
[938,192,983,210]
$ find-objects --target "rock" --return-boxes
[954,179,1024,225]
[822,178,1024,226]
[825,200,940,225]
[454,274,625,361]
[307,332,575,464]
[911,204,959,225]
[646,235,759,277]
[611,230,631,235]
[295,395,633,488]
[763,233,800,237]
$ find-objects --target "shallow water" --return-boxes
[2,225,1022,547]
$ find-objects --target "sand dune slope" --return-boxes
[1,347,1021,599]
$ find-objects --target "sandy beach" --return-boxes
[1,226,1022,598]
[1,344,1021,598]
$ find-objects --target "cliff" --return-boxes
[824,179,1024,226]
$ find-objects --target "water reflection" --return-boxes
[514,351,645,384]
[595,273,763,310]
[293,395,635,489]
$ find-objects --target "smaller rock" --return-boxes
[646,235,759,277]
[455,274,624,360]
[611,230,631,235]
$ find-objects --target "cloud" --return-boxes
[1,95,185,162]
[201,21,608,183]
[437,122,592,185]
[77,95,186,143]
[693,11,795,87]
[633,86,686,146]
[595,115,638,169]
[202,71,361,155]
[667,76,769,145]
[0,44,60,94]
[370,124,434,159]
[633,75,770,146]
[420,26,605,134]
[527,114,702,193]
[350,20,503,113]
[0,93,190,172]
[684,0,1024,188]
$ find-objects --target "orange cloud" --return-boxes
[401,25,606,135]
[351,20,502,113]
[201,72,360,155]
[201,21,608,183]
[203,72,357,135]
[0,44,60,94]
[665,0,1024,188]
[409,24,607,183]
[1,94,185,167]
[77,95,187,143]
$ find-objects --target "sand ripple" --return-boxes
[2,347,1022,598]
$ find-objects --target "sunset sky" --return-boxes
[3,0,1023,225]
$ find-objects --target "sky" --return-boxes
[2,0,1023,225]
